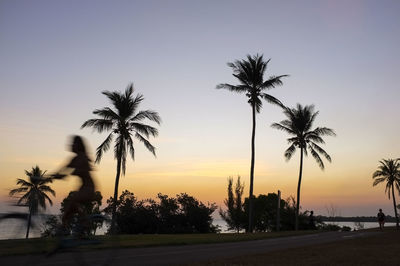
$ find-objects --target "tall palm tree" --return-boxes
[217,54,287,232]
[372,158,400,229]
[81,83,161,233]
[271,104,335,230]
[9,165,55,238]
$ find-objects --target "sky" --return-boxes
[1,0,400,217]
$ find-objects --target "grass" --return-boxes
[192,227,400,265]
[0,230,317,256]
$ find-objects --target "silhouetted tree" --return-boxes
[41,214,62,237]
[82,84,161,233]
[217,54,287,232]
[272,104,335,230]
[104,190,218,234]
[372,158,400,229]
[242,193,315,231]
[9,166,55,238]
[60,191,103,235]
[219,176,245,232]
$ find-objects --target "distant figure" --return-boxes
[309,210,316,229]
[377,209,385,230]
[52,136,96,230]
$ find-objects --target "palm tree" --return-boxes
[372,158,400,229]
[9,165,55,238]
[271,104,335,230]
[217,54,287,232]
[81,83,161,233]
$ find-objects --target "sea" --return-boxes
[0,215,396,240]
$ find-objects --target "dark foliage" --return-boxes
[104,190,218,234]
[220,189,319,232]
[242,194,318,232]
[219,176,246,232]
[41,215,62,237]
[60,191,103,236]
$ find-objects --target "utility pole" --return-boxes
[277,190,281,232]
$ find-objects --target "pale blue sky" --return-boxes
[1,0,400,216]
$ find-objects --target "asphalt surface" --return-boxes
[0,231,379,266]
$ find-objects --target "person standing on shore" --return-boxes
[377,209,385,230]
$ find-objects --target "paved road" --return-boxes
[0,231,379,265]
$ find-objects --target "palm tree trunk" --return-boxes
[392,185,399,229]
[110,156,122,234]
[248,103,256,233]
[25,208,32,239]
[295,147,304,231]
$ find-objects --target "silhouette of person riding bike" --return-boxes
[51,135,96,235]
[47,135,116,265]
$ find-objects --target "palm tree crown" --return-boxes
[372,159,400,197]
[81,83,161,173]
[217,54,287,111]
[271,104,335,169]
[216,54,287,233]
[10,165,55,213]
[81,83,161,233]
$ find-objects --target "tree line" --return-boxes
[8,53,399,238]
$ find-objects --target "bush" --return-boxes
[105,190,218,234]
[320,223,341,231]
[341,226,352,232]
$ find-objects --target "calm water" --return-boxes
[0,217,394,240]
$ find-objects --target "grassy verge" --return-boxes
[192,227,400,265]
[0,230,317,256]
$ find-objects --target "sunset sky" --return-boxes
[1,0,400,217]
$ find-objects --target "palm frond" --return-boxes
[310,142,332,162]
[261,75,288,90]
[38,185,56,197]
[93,107,120,121]
[42,193,53,206]
[129,93,144,117]
[131,110,161,124]
[95,132,114,163]
[135,132,156,156]
[102,90,122,108]
[305,133,325,144]
[249,95,263,113]
[372,170,385,178]
[373,177,386,186]
[114,136,127,175]
[271,122,296,135]
[9,187,28,196]
[126,135,135,161]
[309,146,325,169]
[131,122,159,138]
[81,118,114,133]
[284,144,297,161]
[261,93,285,108]
[313,127,336,137]
[15,178,33,187]
[385,183,392,199]
[216,83,248,93]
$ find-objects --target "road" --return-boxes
[0,231,379,265]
